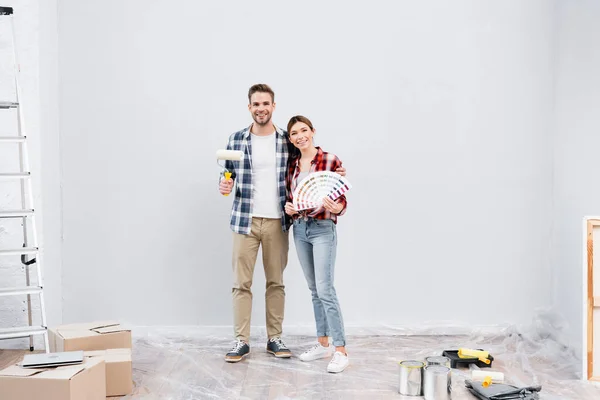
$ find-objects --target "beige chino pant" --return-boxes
[232,217,289,342]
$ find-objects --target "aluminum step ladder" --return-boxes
[0,5,49,352]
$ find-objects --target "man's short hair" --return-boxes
[248,84,275,103]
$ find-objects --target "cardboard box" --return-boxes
[49,321,132,352]
[85,348,133,397]
[0,357,106,400]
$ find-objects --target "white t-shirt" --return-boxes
[251,133,281,219]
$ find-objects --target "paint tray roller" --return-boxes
[216,150,243,196]
[458,348,491,365]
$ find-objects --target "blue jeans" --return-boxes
[293,218,346,346]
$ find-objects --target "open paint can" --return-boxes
[425,356,451,368]
[398,360,424,396]
[423,365,451,400]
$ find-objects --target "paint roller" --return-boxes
[471,370,505,387]
[216,149,243,196]
[458,348,491,365]
[469,363,504,388]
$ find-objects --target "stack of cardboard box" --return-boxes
[0,321,133,399]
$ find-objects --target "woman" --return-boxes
[284,115,349,373]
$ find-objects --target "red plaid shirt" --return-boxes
[286,147,347,223]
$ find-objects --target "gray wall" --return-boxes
[552,0,600,362]
[56,0,555,330]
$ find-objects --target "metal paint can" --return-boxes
[398,360,424,396]
[423,365,451,400]
[425,356,451,368]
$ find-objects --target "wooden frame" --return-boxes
[587,218,600,381]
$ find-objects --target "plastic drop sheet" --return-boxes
[122,312,600,399]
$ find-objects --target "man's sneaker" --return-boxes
[299,343,334,362]
[266,337,292,358]
[327,351,349,373]
[225,340,250,363]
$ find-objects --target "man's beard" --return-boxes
[253,113,271,126]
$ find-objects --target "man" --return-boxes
[218,84,345,362]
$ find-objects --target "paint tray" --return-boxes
[442,349,494,368]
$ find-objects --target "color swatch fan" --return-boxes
[293,171,352,211]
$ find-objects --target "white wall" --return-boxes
[56,0,556,332]
[4,0,597,365]
[553,0,600,362]
[0,0,62,349]
[3,0,592,364]
[38,0,61,328]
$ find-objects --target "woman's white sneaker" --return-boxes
[298,343,333,362]
[327,351,349,373]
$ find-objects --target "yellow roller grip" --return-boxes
[482,376,492,388]
[223,172,232,196]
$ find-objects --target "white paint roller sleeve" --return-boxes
[471,370,504,383]
[216,149,244,161]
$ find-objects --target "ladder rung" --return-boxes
[0,326,46,340]
[0,248,38,256]
[0,286,42,296]
[0,136,26,143]
[0,101,18,109]
[0,172,30,179]
[0,209,34,218]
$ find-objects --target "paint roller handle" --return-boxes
[219,173,234,196]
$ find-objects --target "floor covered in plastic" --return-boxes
[124,325,600,399]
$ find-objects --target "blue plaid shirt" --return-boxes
[223,124,294,235]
